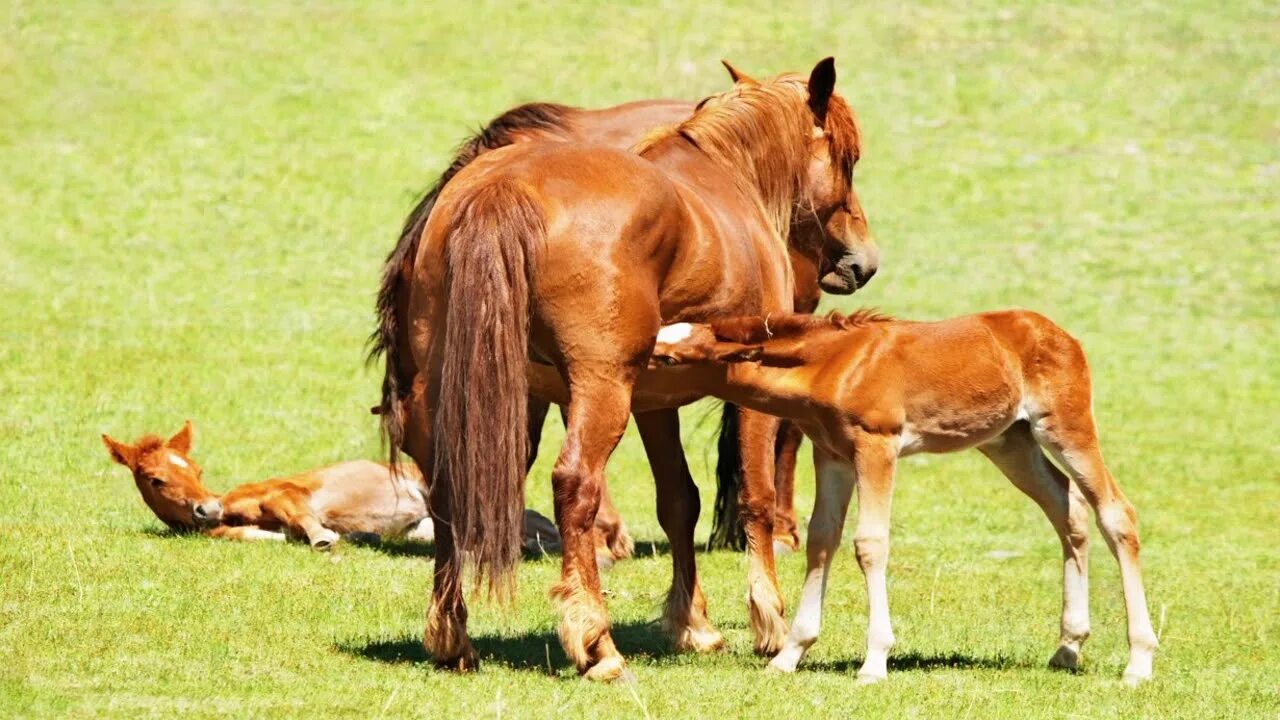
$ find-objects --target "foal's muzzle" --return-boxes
[192,499,223,527]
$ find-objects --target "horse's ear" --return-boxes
[807,56,837,125]
[721,59,757,85]
[166,421,194,454]
[102,434,137,468]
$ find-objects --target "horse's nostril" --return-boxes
[194,505,207,517]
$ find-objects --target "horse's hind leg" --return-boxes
[405,375,477,670]
[979,421,1091,670]
[737,408,789,656]
[1032,408,1157,685]
[549,369,636,681]
[636,408,723,653]
[850,431,898,683]
[771,420,805,555]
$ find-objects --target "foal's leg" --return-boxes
[737,408,789,655]
[851,432,898,683]
[769,447,855,672]
[1033,414,1157,685]
[636,408,724,653]
[979,421,1091,670]
[549,370,635,681]
[772,420,805,555]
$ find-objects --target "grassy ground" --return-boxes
[2,1,1277,717]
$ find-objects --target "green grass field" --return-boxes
[2,1,1277,717]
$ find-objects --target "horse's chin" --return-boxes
[818,271,858,295]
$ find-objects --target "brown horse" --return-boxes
[370,97,824,566]
[398,58,875,680]
[650,311,1158,684]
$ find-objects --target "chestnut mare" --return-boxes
[395,59,873,680]
[370,94,845,567]
[651,311,1158,684]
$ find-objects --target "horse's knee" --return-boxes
[853,533,889,570]
[1098,501,1140,553]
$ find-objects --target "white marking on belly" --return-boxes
[657,323,694,344]
[168,453,189,468]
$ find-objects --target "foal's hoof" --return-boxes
[1122,671,1152,687]
[673,626,725,654]
[855,671,887,686]
[1049,645,1081,671]
[310,529,340,551]
[583,655,629,683]
[772,539,796,558]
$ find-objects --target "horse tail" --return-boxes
[708,403,748,550]
[433,178,543,597]
[368,102,575,470]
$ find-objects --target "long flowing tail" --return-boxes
[433,179,543,597]
[708,403,748,550]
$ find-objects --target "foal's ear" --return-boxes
[102,434,137,468]
[166,420,194,454]
[807,57,837,125]
[721,59,757,85]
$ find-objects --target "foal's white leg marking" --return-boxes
[852,443,897,683]
[237,527,287,542]
[768,456,855,673]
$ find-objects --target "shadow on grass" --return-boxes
[337,620,675,675]
[806,651,1029,673]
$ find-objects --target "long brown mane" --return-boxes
[711,309,892,345]
[634,76,860,243]
[368,103,575,460]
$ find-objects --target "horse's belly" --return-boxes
[528,363,721,412]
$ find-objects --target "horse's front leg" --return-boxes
[769,446,855,672]
[205,525,287,542]
[851,431,898,683]
[636,408,723,653]
[736,408,789,655]
[550,368,636,681]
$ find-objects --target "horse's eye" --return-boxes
[148,476,164,488]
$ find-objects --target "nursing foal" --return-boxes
[651,310,1157,685]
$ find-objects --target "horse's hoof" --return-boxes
[595,552,616,573]
[674,626,725,654]
[1122,671,1151,687]
[766,658,797,673]
[773,539,796,558]
[434,652,480,673]
[1049,645,1081,671]
[583,655,628,683]
[855,671,887,686]
[310,529,340,551]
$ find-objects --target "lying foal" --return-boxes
[652,310,1157,685]
[102,422,435,549]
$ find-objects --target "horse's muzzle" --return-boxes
[192,499,223,527]
[820,250,878,295]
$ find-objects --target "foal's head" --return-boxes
[101,421,224,531]
[696,58,879,294]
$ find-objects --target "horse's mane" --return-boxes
[633,74,861,242]
[367,102,576,460]
[711,309,892,345]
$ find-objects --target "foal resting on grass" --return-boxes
[101,422,437,549]
[651,310,1158,684]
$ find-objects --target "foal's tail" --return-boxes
[433,179,542,598]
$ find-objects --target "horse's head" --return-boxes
[722,58,879,295]
[101,421,223,531]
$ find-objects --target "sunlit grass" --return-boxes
[1,1,1277,717]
